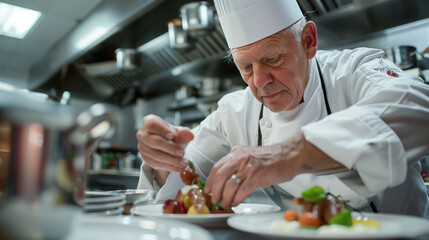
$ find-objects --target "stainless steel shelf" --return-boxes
[88,169,140,177]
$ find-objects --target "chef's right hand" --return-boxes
[136,114,194,172]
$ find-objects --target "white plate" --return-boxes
[227,212,429,239]
[84,191,125,204]
[84,199,126,211]
[66,214,214,240]
[84,206,124,216]
[131,203,280,227]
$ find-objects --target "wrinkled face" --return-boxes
[232,30,310,112]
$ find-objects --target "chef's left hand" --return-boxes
[203,144,291,209]
[203,133,345,209]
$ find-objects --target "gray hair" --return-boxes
[224,17,307,63]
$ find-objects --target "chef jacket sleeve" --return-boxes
[137,160,184,203]
[302,48,429,196]
[184,103,233,179]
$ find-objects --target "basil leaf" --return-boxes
[328,208,352,227]
[301,186,326,202]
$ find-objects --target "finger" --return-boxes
[220,174,243,208]
[175,127,194,146]
[137,130,185,158]
[204,156,226,194]
[142,115,176,140]
[231,166,264,207]
[231,180,253,207]
[206,159,238,204]
[138,142,188,171]
[204,162,225,203]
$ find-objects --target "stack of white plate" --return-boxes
[83,191,126,215]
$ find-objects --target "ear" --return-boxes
[301,21,317,59]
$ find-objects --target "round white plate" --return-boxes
[66,214,214,240]
[84,191,125,204]
[227,212,429,239]
[131,203,280,227]
[84,199,126,211]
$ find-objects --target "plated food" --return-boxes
[228,186,429,239]
[162,162,234,215]
[228,211,429,239]
[269,186,380,234]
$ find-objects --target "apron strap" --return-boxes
[316,59,332,115]
[257,103,264,146]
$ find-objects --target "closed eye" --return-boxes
[242,64,253,74]
[266,55,280,63]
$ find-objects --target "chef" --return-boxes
[136,0,429,217]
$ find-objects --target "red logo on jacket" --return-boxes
[374,57,400,77]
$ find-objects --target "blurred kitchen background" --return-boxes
[1,0,429,191]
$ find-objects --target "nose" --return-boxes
[253,64,273,88]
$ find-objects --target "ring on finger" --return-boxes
[231,174,242,184]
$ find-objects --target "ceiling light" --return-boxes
[0,2,41,39]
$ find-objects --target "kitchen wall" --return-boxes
[133,93,176,130]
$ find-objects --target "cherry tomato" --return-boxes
[162,199,188,214]
[180,168,195,185]
[162,200,176,214]
[299,212,323,228]
[187,188,200,198]
[188,188,206,211]
[283,209,299,221]
[175,201,187,214]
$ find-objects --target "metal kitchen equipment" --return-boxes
[180,1,214,37]
[0,88,118,239]
[197,77,221,97]
[175,85,196,101]
[168,18,192,50]
[384,45,418,70]
[115,48,141,70]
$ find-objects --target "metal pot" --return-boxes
[175,85,196,101]
[384,45,417,70]
[115,48,140,70]
[180,1,214,37]
[0,88,118,239]
[168,18,192,50]
[197,78,221,97]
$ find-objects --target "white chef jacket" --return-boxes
[138,47,429,217]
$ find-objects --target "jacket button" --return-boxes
[265,121,272,128]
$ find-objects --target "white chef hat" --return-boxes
[214,0,303,48]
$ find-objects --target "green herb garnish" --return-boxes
[301,186,326,202]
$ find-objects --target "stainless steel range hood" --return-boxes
[28,0,165,90]
[31,0,429,103]
[76,18,235,98]
[312,0,429,48]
